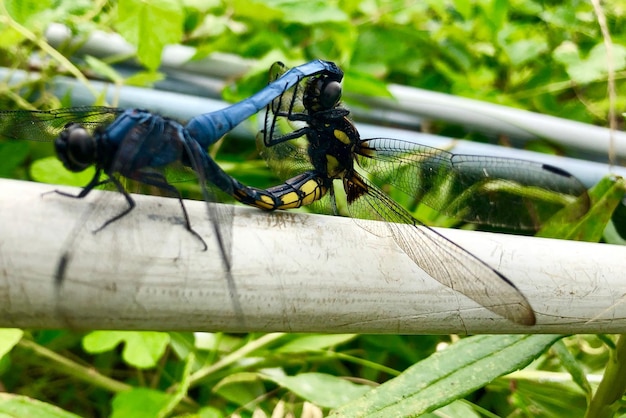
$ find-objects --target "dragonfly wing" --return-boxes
[0,107,122,142]
[256,69,315,180]
[344,172,536,325]
[357,138,590,231]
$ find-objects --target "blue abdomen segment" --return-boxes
[186,60,343,149]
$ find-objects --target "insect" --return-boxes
[0,60,343,280]
[230,62,590,325]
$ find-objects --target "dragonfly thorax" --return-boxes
[306,117,358,180]
[55,123,98,172]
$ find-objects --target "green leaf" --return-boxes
[505,39,549,66]
[3,0,53,28]
[29,157,96,187]
[551,339,592,399]
[0,141,29,178]
[272,0,349,24]
[84,55,124,84]
[231,0,285,21]
[82,331,170,369]
[262,372,370,408]
[489,0,509,32]
[213,372,266,409]
[537,176,626,241]
[451,0,471,21]
[330,335,562,417]
[116,0,184,71]
[124,71,165,87]
[431,400,481,417]
[277,334,356,353]
[343,70,393,99]
[553,42,626,84]
[0,329,23,359]
[197,406,224,418]
[0,393,81,418]
[111,388,172,418]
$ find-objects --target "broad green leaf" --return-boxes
[0,329,23,359]
[262,372,370,408]
[554,42,626,84]
[29,157,96,187]
[232,0,285,21]
[3,0,52,27]
[82,331,170,369]
[537,176,626,241]
[213,372,266,409]
[197,406,224,418]
[273,1,349,24]
[277,334,356,353]
[124,71,165,87]
[0,393,80,418]
[489,0,509,32]
[0,141,29,178]
[451,0,471,20]
[116,0,184,70]
[330,335,562,417]
[343,70,393,99]
[505,39,549,67]
[111,388,171,418]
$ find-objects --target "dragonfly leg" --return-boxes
[263,126,311,147]
[132,171,208,251]
[91,174,136,234]
[42,169,109,199]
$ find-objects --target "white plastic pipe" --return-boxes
[1,178,625,333]
[43,23,626,159]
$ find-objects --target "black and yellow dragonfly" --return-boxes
[228,63,590,325]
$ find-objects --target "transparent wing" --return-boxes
[0,107,123,141]
[344,172,536,325]
[55,116,233,286]
[357,137,590,231]
[256,63,315,180]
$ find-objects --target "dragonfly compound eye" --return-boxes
[319,80,342,109]
[304,77,343,112]
[55,123,97,172]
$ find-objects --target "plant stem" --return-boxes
[585,335,626,418]
[18,339,131,393]
[186,333,286,388]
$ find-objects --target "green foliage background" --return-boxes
[0,0,625,417]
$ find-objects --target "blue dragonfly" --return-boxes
[228,62,592,325]
[0,60,343,280]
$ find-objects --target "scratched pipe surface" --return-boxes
[1,178,625,333]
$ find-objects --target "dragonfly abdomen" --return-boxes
[234,171,328,211]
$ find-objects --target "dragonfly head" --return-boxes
[55,123,97,172]
[304,74,342,113]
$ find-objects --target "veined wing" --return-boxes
[357,137,590,231]
[256,63,316,180]
[343,170,536,325]
[0,107,123,142]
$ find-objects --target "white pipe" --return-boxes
[43,23,626,159]
[1,178,624,333]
